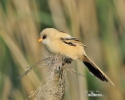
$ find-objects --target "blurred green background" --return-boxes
[0,0,125,100]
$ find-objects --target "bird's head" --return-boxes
[38,28,59,45]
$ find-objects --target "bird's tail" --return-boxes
[82,55,114,86]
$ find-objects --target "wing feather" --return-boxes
[60,37,86,47]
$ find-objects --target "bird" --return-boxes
[38,28,114,86]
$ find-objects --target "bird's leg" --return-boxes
[64,57,73,64]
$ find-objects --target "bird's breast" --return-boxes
[46,39,85,60]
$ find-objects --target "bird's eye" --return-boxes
[43,35,47,39]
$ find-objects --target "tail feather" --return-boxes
[83,55,114,86]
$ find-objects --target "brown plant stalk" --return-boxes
[19,53,85,100]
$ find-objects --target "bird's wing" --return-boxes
[60,37,86,47]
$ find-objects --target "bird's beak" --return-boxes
[38,38,42,42]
